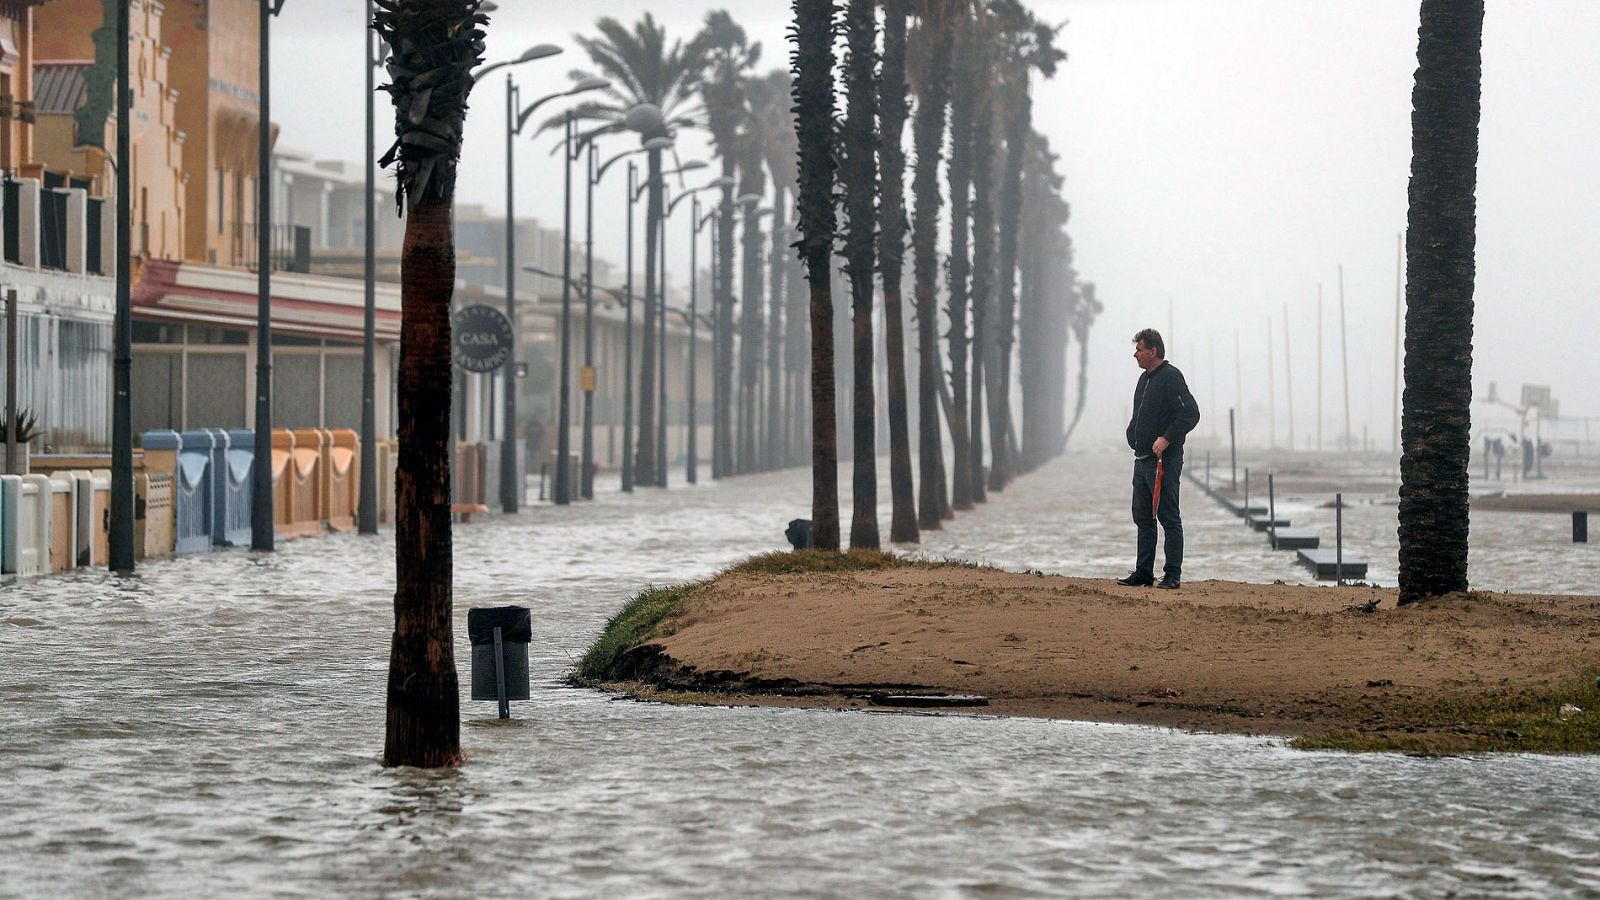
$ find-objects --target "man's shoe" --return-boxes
[1116,572,1155,586]
[1156,576,1181,590]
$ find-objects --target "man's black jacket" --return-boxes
[1126,360,1201,456]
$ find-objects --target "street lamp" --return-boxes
[252,0,289,553]
[665,176,734,485]
[500,73,606,512]
[609,132,672,492]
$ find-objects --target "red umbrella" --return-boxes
[1152,455,1165,518]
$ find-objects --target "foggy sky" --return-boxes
[271,1,1600,450]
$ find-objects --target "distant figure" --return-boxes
[785,519,813,550]
[1117,328,1200,590]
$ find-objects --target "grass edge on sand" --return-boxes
[571,551,1600,756]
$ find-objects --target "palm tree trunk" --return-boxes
[944,23,977,510]
[843,0,879,549]
[990,84,1029,492]
[794,0,840,550]
[911,11,955,530]
[765,188,788,470]
[1398,0,1482,605]
[635,148,662,485]
[738,151,767,473]
[969,105,997,504]
[879,1,918,543]
[715,182,736,478]
[386,189,461,769]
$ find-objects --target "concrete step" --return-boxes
[1268,528,1320,550]
[1247,513,1291,532]
[1297,548,1369,580]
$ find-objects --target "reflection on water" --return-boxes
[2,451,1597,896]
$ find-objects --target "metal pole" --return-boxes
[5,288,16,476]
[109,1,135,570]
[492,625,509,720]
[358,5,379,533]
[1339,263,1351,454]
[251,0,275,552]
[657,205,667,487]
[687,196,698,484]
[621,162,635,493]
[1229,408,1237,490]
[1282,303,1293,452]
[500,74,520,513]
[555,112,573,505]
[1316,283,1323,455]
[581,143,596,499]
[1335,492,1344,585]
[1267,473,1276,550]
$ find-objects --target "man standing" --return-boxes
[1117,329,1200,589]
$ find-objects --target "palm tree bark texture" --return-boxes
[791,0,840,550]
[910,2,956,530]
[968,61,998,506]
[878,0,919,543]
[943,13,979,511]
[372,0,489,769]
[1398,0,1482,605]
[843,0,880,549]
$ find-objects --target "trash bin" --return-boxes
[468,606,531,718]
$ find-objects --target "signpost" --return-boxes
[453,304,514,373]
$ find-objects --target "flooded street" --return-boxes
[3,451,1598,896]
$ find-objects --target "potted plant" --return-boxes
[1,406,40,475]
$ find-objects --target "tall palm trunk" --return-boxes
[374,0,486,769]
[793,0,840,550]
[635,148,663,485]
[943,22,978,510]
[1398,0,1482,605]
[785,210,810,468]
[910,9,955,530]
[843,0,879,548]
[989,82,1029,491]
[879,1,918,543]
[765,188,788,470]
[737,148,768,473]
[968,103,997,504]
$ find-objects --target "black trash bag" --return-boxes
[467,606,532,645]
[785,518,813,550]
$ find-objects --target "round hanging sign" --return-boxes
[452,304,514,373]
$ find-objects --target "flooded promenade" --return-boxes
[3,450,1598,896]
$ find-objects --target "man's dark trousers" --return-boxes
[1131,451,1183,580]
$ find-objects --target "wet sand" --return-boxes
[609,565,1600,745]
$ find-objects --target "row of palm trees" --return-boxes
[787,0,1096,549]
[555,4,1094,517]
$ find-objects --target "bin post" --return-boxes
[492,625,509,720]
[1575,510,1588,543]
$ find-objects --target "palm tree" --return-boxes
[372,0,488,769]
[942,4,980,510]
[566,14,711,486]
[968,51,998,505]
[792,0,840,550]
[841,0,880,548]
[989,0,1064,492]
[1398,0,1483,605]
[878,0,918,543]
[1062,281,1101,449]
[908,0,958,530]
[698,11,759,479]
[1016,132,1070,470]
[735,124,768,473]
[745,70,797,472]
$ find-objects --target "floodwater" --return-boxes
[3,450,1597,897]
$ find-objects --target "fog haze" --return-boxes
[271,1,1600,450]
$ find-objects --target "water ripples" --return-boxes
[2,451,1597,896]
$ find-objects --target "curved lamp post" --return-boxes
[664,175,735,484]
[499,74,607,510]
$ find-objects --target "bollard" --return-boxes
[1335,492,1344,585]
[1206,452,1212,492]
[468,607,530,718]
[538,462,547,502]
[1243,468,1250,521]
[1576,510,1589,543]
